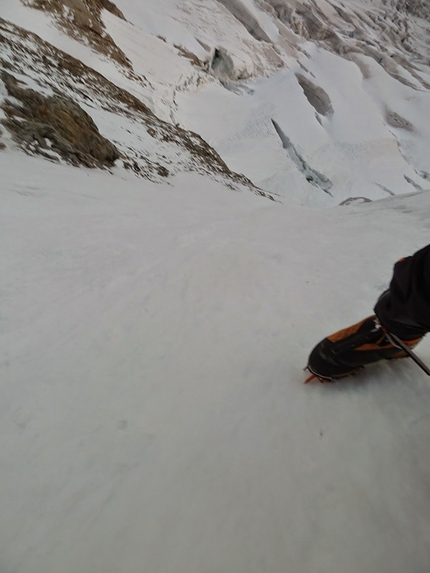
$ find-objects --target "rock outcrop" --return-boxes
[2,72,120,167]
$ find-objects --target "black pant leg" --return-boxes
[374,244,430,338]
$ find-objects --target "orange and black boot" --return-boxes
[306,315,424,381]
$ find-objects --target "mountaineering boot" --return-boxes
[306,315,424,381]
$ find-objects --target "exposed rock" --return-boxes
[1,72,120,167]
[398,0,430,20]
[174,45,205,69]
[385,110,414,131]
[21,0,131,68]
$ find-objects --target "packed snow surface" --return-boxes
[1,0,430,572]
[2,152,430,573]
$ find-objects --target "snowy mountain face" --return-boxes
[2,2,430,573]
[1,0,430,204]
[0,4,264,194]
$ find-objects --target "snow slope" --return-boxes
[1,0,430,572]
[2,152,430,573]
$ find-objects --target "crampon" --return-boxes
[304,314,429,384]
[304,365,363,383]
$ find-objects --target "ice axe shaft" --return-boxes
[386,332,430,376]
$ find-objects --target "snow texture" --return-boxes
[1,0,430,572]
